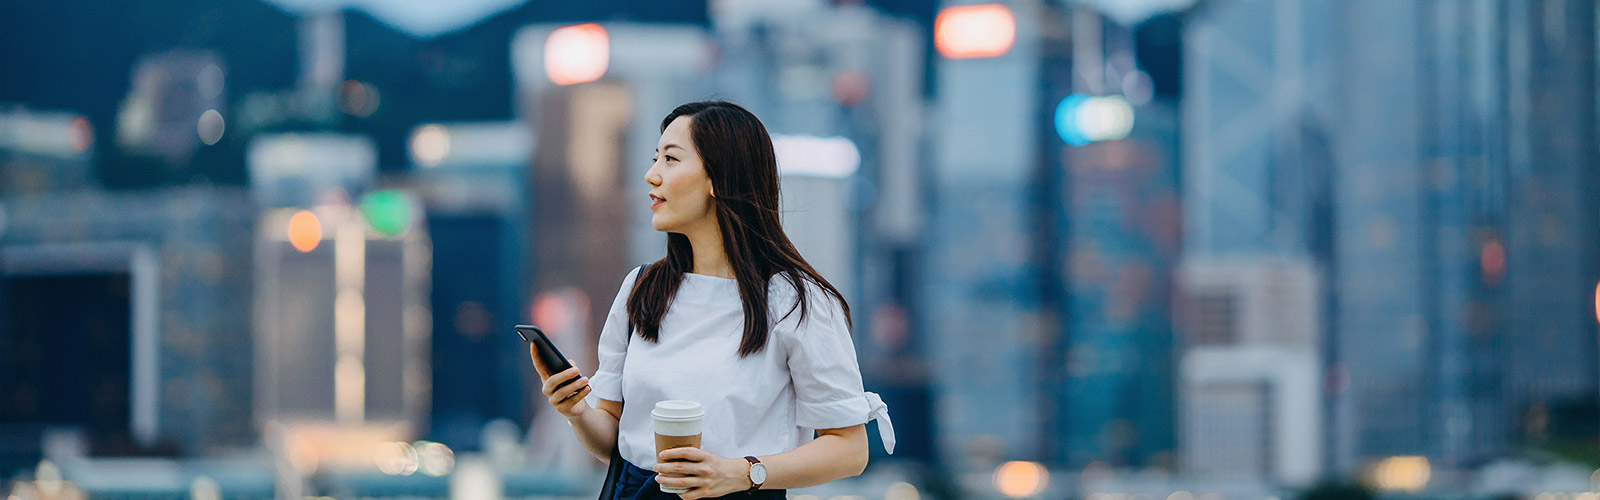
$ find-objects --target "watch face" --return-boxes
[750,463,768,484]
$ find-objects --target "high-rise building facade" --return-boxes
[1176,258,1321,485]
[1185,0,1600,474]
[930,0,1181,469]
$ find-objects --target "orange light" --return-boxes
[1593,281,1599,325]
[1370,455,1430,492]
[339,80,379,117]
[993,461,1048,498]
[288,211,323,253]
[546,23,609,86]
[532,292,573,334]
[69,117,93,153]
[1480,238,1505,285]
[935,4,1016,59]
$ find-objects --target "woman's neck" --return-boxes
[684,223,735,279]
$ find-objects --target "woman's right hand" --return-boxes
[530,345,592,417]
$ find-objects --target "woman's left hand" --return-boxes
[654,447,753,499]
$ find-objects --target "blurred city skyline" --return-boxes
[2,0,1598,499]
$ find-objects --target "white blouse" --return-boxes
[585,267,895,468]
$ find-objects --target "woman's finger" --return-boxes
[556,381,591,405]
[550,376,588,402]
[656,475,683,487]
[658,475,700,489]
[654,462,691,476]
[547,374,580,396]
[541,368,581,395]
[658,447,709,463]
[528,345,549,378]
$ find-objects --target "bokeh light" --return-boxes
[885,482,919,500]
[339,80,381,117]
[532,292,575,335]
[1056,94,1135,146]
[1593,282,1599,325]
[374,441,419,476]
[69,117,93,152]
[197,109,225,145]
[360,189,413,237]
[415,440,455,476]
[410,124,451,167]
[198,63,224,100]
[1480,237,1505,285]
[935,4,1016,59]
[189,476,221,500]
[545,23,609,86]
[285,435,320,472]
[772,134,861,178]
[1370,455,1430,492]
[287,210,323,253]
[832,70,870,107]
[993,460,1049,498]
[36,460,63,496]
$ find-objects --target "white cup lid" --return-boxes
[651,400,704,421]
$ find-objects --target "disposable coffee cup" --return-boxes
[652,400,704,494]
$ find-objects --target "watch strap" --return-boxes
[743,456,763,491]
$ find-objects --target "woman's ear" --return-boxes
[710,186,716,199]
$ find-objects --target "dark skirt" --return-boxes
[611,459,787,500]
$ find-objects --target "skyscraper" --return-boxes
[929,0,1185,470]
[1185,0,1600,474]
[928,0,1058,466]
[250,133,432,430]
[408,121,535,450]
[1176,258,1321,485]
[1058,100,1182,469]
[1182,0,1341,472]
[1335,0,1599,470]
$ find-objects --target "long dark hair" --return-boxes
[626,101,851,357]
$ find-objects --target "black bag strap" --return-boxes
[598,444,624,500]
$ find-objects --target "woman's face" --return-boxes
[646,116,717,234]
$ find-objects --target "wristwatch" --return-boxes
[744,456,767,491]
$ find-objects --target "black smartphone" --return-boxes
[516,324,577,389]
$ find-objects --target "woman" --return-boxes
[529,101,893,500]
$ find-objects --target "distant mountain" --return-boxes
[9,0,983,186]
[0,0,299,139]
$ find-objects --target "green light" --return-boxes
[361,190,413,237]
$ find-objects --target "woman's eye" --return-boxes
[666,155,678,162]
